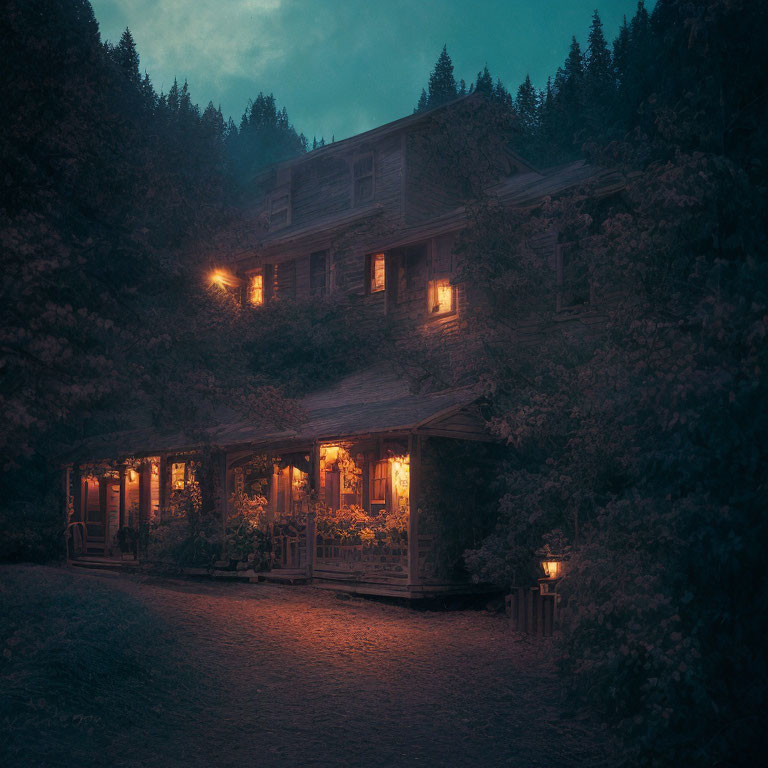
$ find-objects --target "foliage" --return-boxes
[224,490,269,563]
[315,504,407,547]
[456,2,768,763]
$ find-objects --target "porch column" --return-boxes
[72,465,83,522]
[306,441,320,579]
[212,450,228,549]
[118,466,126,529]
[62,465,72,559]
[407,433,422,588]
[139,462,151,529]
[158,453,168,518]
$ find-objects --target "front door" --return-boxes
[84,479,106,554]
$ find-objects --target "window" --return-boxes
[370,459,388,504]
[353,153,374,206]
[273,260,296,300]
[427,234,456,316]
[171,463,185,490]
[428,278,454,315]
[269,185,291,229]
[248,272,264,306]
[310,251,328,297]
[366,252,386,294]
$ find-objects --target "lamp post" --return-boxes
[538,556,566,595]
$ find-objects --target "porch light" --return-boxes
[208,269,242,289]
[128,469,137,483]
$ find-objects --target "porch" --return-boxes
[64,367,500,599]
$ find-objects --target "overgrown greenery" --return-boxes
[450,2,767,764]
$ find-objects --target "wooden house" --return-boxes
[64,96,623,597]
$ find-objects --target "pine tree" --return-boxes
[415,88,429,113]
[475,65,494,96]
[586,11,612,91]
[426,45,458,108]
[515,74,538,134]
[584,10,614,139]
[113,27,140,86]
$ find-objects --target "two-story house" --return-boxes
[64,96,623,598]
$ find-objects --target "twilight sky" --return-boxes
[90,0,650,142]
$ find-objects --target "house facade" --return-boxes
[64,96,622,597]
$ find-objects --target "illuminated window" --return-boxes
[428,277,454,315]
[367,252,386,293]
[370,459,388,504]
[171,463,185,491]
[353,153,374,206]
[249,273,264,306]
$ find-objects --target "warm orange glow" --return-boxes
[389,455,410,497]
[209,269,242,289]
[541,560,563,579]
[127,469,137,483]
[249,273,264,306]
[428,278,453,314]
[171,462,185,490]
[371,253,386,292]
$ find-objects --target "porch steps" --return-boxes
[69,556,139,573]
[259,569,308,585]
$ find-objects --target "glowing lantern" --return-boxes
[541,560,562,579]
[128,469,137,483]
[209,269,242,289]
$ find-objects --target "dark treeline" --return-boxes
[2,0,767,765]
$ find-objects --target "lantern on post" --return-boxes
[536,534,569,595]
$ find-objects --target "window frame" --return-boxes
[366,252,386,294]
[268,184,291,230]
[246,269,265,307]
[352,152,375,207]
[310,250,330,298]
[426,236,457,318]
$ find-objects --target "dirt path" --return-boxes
[75,571,609,768]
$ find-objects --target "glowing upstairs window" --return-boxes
[249,273,264,306]
[369,253,386,293]
[428,277,454,315]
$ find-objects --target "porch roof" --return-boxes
[67,367,484,462]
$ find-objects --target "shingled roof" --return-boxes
[67,367,483,462]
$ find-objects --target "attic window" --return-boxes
[366,252,386,293]
[248,272,264,306]
[269,185,291,228]
[353,153,374,206]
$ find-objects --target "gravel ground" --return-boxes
[35,569,612,768]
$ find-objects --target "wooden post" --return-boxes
[536,589,544,636]
[213,450,228,556]
[158,453,168,518]
[407,432,422,588]
[118,466,126,529]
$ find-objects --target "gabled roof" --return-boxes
[260,93,536,177]
[66,367,487,462]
